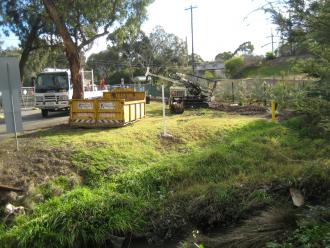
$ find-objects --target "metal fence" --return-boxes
[117,79,313,106]
[212,78,312,106]
[0,87,35,112]
[1,79,311,112]
[21,87,35,109]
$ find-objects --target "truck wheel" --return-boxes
[41,109,49,118]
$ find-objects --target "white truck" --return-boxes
[34,68,107,117]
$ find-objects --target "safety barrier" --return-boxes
[69,89,146,128]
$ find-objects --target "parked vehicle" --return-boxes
[34,68,107,117]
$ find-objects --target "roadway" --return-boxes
[0,109,69,139]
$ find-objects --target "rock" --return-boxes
[5,203,25,216]
[290,187,304,207]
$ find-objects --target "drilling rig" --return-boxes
[145,68,217,114]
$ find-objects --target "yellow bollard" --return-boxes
[271,100,276,122]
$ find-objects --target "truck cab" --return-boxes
[34,69,71,117]
[34,68,106,117]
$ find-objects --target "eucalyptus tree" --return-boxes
[42,0,153,99]
[108,25,188,78]
[0,0,57,82]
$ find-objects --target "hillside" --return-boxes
[239,57,309,79]
[0,103,329,248]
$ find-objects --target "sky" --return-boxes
[1,0,280,62]
[89,0,280,61]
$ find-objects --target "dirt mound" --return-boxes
[209,102,267,115]
[0,138,79,195]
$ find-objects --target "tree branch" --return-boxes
[77,0,118,50]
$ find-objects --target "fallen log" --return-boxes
[0,184,23,192]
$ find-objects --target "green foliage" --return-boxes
[188,53,204,67]
[88,26,188,83]
[292,81,330,137]
[267,206,330,248]
[2,189,149,248]
[225,56,244,78]
[215,51,233,61]
[0,0,51,80]
[149,26,188,74]
[203,70,215,80]
[38,176,77,200]
[234,41,254,55]
[266,52,276,61]
[266,80,306,112]
[86,46,128,84]
[263,0,330,137]
[47,0,153,48]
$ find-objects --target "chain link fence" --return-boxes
[212,78,313,108]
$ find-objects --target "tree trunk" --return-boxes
[43,0,84,99]
[19,17,41,86]
[19,48,30,85]
[67,48,83,99]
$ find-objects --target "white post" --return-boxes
[162,84,167,135]
[6,64,19,151]
[91,69,94,91]
[81,68,85,93]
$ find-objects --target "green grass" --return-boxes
[1,102,330,247]
[239,60,295,78]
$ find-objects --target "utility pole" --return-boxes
[262,30,276,54]
[185,36,189,67]
[271,31,274,54]
[185,5,197,74]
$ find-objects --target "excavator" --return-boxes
[145,68,217,114]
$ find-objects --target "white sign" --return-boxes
[78,102,93,110]
[23,89,27,95]
[100,102,115,110]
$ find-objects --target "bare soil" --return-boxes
[0,137,79,194]
[209,102,267,115]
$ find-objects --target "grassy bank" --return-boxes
[238,57,304,79]
[1,103,329,247]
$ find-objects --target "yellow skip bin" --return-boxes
[69,89,146,128]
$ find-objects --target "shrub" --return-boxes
[265,52,276,60]
[225,57,244,78]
